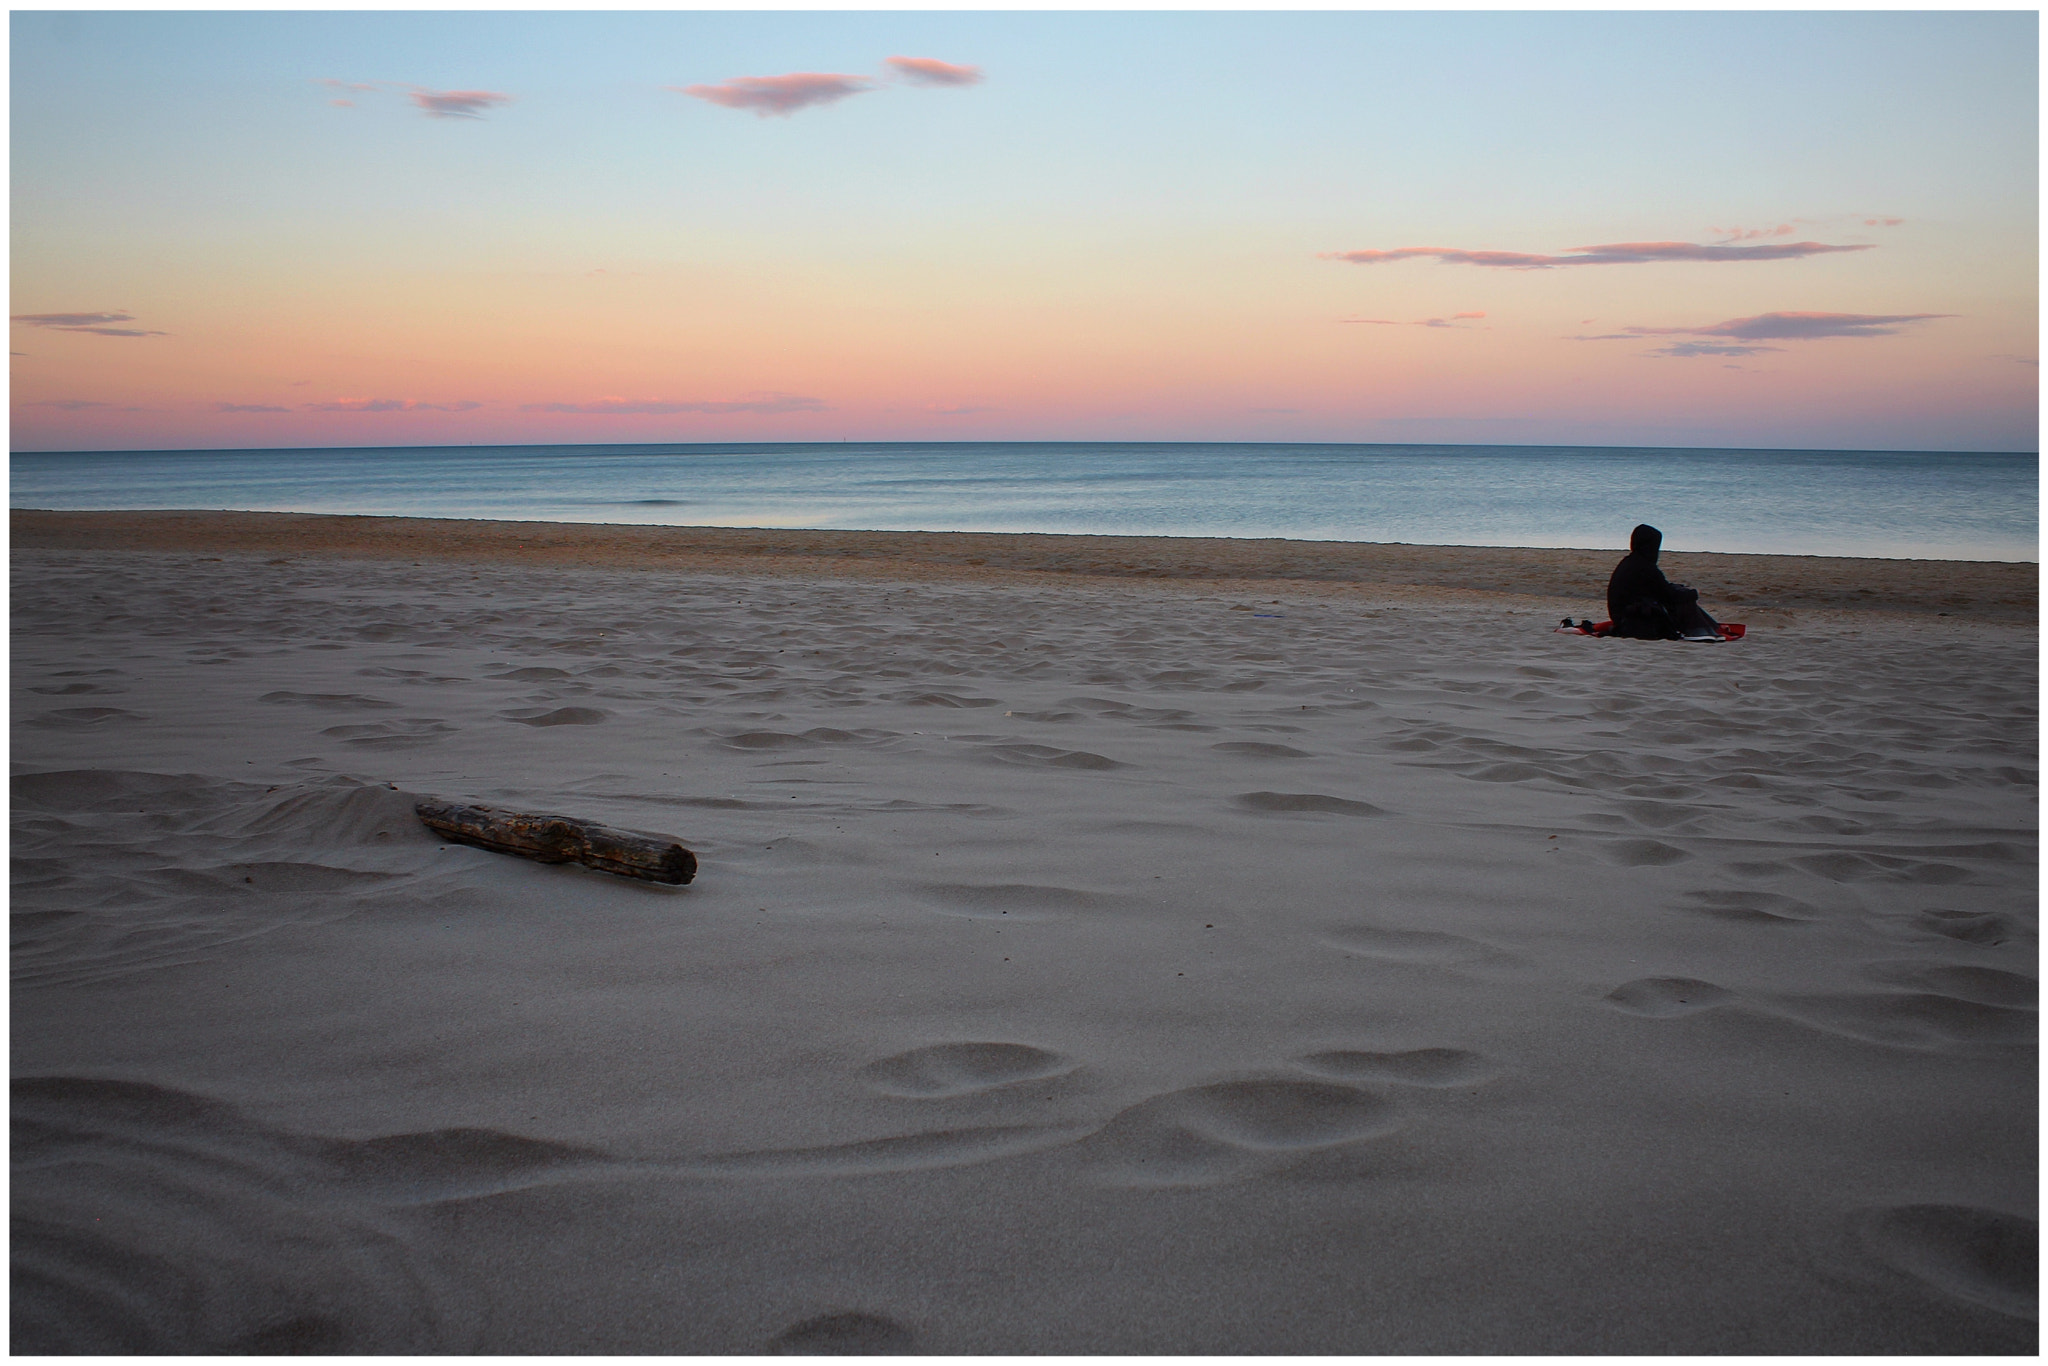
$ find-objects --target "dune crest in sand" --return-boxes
[9,525,2036,1353]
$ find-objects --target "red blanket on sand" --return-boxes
[1558,619,1746,640]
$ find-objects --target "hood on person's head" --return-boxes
[1630,524,1663,561]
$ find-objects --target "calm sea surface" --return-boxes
[10,442,2038,561]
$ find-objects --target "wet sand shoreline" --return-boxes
[12,508,2037,622]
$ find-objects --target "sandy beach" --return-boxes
[11,510,2038,1353]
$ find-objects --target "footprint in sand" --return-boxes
[913,883,1128,921]
[1292,1048,1498,1087]
[1859,961,2037,1007]
[1614,799,1710,829]
[682,1123,1084,1178]
[1791,851,1970,885]
[1900,908,2027,945]
[769,1311,917,1355]
[26,706,146,728]
[980,744,1125,771]
[1675,889,1821,924]
[1603,977,1737,1017]
[1457,762,1563,784]
[1848,1203,2038,1319]
[1319,924,1518,968]
[1598,838,1693,867]
[714,728,880,750]
[714,730,821,750]
[1765,990,2035,1053]
[260,691,400,711]
[498,707,608,727]
[321,720,457,749]
[1232,791,1384,817]
[1605,973,2035,1052]
[27,682,123,696]
[899,691,1002,709]
[860,1042,1074,1097]
[1078,1079,1400,1188]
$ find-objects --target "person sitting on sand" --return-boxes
[1605,523,1721,640]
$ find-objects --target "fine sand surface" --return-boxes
[11,512,2038,1353]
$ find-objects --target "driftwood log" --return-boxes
[416,800,696,884]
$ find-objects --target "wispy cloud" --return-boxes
[521,393,827,415]
[1644,341,1785,359]
[1570,310,1952,358]
[27,399,113,410]
[1625,311,1952,341]
[11,310,168,337]
[677,73,874,117]
[885,56,983,86]
[410,89,513,120]
[215,402,292,413]
[1324,240,1872,269]
[316,79,513,119]
[305,398,484,412]
[1864,216,1905,227]
[1710,223,1796,243]
[1343,310,1487,328]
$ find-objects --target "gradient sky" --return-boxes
[11,9,2039,452]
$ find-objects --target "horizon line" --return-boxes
[11,438,2037,459]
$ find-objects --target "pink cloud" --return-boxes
[1570,310,1953,357]
[409,89,513,119]
[1340,310,1486,328]
[1711,223,1796,243]
[1324,240,1873,268]
[11,311,167,337]
[521,393,827,415]
[1625,311,1953,341]
[317,80,513,120]
[305,398,483,412]
[1865,216,1905,227]
[885,56,983,87]
[677,73,874,117]
[215,402,292,413]
[1645,341,1784,359]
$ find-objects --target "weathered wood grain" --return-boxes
[416,800,696,884]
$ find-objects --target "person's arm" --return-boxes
[1651,567,1698,605]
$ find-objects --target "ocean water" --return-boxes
[10,441,2038,561]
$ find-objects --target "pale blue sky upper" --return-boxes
[10,10,2039,451]
[16,11,2035,268]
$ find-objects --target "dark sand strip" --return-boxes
[12,508,2037,621]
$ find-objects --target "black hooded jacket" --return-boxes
[1606,524,1696,635]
